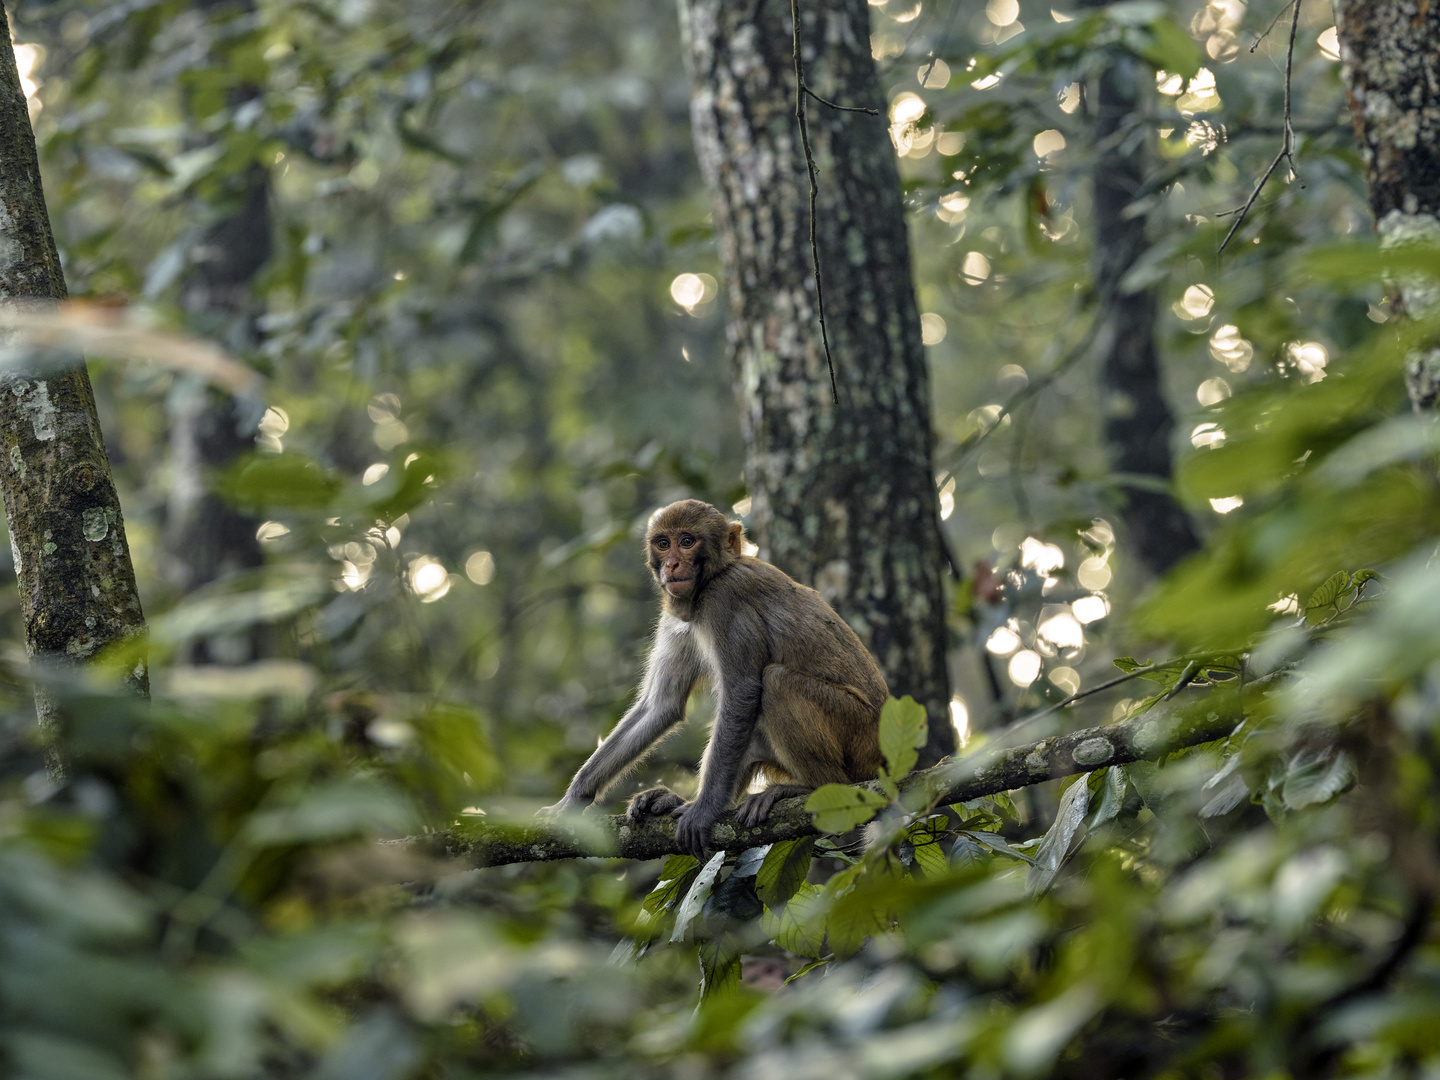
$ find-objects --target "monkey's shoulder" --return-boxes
[712,558,871,646]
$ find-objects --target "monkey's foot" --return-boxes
[627,785,686,823]
[735,784,811,828]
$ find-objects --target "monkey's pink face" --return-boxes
[651,530,702,597]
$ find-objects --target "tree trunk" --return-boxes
[1086,7,1199,574]
[0,3,148,737]
[164,1,269,651]
[679,0,955,764]
[165,161,269,654]
[1335,1,1440,411]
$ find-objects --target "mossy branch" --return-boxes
[408,689,1250,867]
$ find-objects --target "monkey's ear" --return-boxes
[725,521,746,556]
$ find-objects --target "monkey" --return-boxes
[539,498,887,858]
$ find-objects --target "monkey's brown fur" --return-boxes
[539,499,886,857]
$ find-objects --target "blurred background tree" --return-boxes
[3,0,1440,1075]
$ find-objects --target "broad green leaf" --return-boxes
[879,695,928,782]
[1280,748,1357,810]
[245,779,417,845]
[731,844,771,878]
[152,574,328,644]
[1025,776,1091,897]
[963,829,1036,865]
[805,784,889,833]
[1088,766,1129,828]
[826,902,882,961]
[369,448,450,521]
[642,855,699,915]
[755,837,814,907]
[1305,571,1354,624]
[1135,17,1202,78]
[670,850,725,942]
[222,452,342,510]
[697,939,741,1000]
[705,870,764,923]
[761,882,826,958]
[910,834,949,879]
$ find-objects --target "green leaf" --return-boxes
[909,831,949,879]
[786,959,829,983]
[805,784,889,834]
[222,452,342,510]
[1025,776,1092,897]
[697,939,741,1000]
[1088,766,1130,828]
[671,850,726,942]
[879,695,928,782]
[1305,571,1354,624]
[755,837,814,907]
[761,882,826,958]
[245,779,417,845]
[369,448,449,522]
[1112,656,1152,675]
[1135,16,1202,78]
[826,899,883,961]
[731,844,771,878]
[963,829,1035,865]
[642,856,699,915]
[1280,748,1357,810]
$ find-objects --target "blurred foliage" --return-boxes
[1,0,1440,1075]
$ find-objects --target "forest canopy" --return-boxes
[0,0,1438,1076]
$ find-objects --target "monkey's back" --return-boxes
[703,556,889,713]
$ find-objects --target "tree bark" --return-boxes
[1085,7,1199,574]
[0,3,148,738]
[165,163,269,636]
[679,0,954,764]
[1335,1,1440,411]
[164,1,269,641]
[430,692,1245,866]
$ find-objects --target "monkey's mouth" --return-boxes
[663,577,694,595]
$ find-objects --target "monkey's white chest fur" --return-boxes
[661,615,723,687]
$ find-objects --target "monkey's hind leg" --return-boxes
[627,786,686,822]
[732,665,870,829]
[735,783,811,828]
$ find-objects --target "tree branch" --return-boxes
[415,688,1254,867]
[1218,0,1304,252]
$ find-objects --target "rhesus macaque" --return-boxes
[539,499,887,857]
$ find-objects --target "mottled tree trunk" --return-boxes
[165,163,268,635]
[0,3,147,735]
[1336,1,1440,411]
[1088,43,1199,573]
[679,0,954,763]
[164,1,269,645]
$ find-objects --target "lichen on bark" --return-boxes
[679,0,954,763]
[0,1,148,737]
[1336,0,1440,411]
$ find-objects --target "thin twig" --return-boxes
[1251,0,1299,52]
[789,0,878,405]
[803,86,879,115]
[939,291,1098,471]
[792,0,839,405]
[1219,0,1305,253]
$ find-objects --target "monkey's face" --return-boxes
[649,529,705,598]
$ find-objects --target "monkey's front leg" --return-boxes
[673,676,762,857]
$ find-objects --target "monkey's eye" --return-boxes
[655,537,669,550]
[680,535,695,548]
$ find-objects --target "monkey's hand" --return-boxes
[673,799,722,859]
